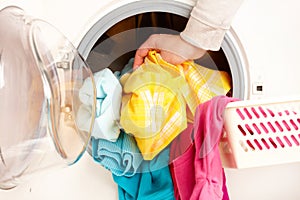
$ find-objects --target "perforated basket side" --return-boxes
[220,99,300,169]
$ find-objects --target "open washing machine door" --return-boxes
[0,6,96,189]
[0,0,250,193]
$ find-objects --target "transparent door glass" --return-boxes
[0,6,96,189]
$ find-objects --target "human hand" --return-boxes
[133,34,207,69]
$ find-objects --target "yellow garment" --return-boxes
[120,63,187,160]
[120,51,231,160]
[146,51,231,116]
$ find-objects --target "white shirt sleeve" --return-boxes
[180,0,243,51]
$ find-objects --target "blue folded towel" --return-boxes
[92,130,143,177]
[113,148,175,200]
[92,131,174,200]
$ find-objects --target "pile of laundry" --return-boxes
[77,51,236,200]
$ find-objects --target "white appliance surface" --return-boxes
[1,0,300,199]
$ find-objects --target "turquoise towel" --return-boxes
[92,130,143,177]
[92,131,174,199]
[113,148,175,200]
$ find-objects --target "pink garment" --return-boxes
[169,122,195,200]
[170,95,237,200]
[169,123,194,162]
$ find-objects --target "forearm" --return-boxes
[180,0,243,50]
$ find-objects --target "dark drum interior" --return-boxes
[86,12,233,96]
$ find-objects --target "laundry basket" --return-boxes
[220,96,300,169]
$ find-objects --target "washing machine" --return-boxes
[1,0,300,199]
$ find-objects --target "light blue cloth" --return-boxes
[78,68,122,141]
[92,130,143,177]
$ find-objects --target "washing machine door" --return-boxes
[0,6,96,189]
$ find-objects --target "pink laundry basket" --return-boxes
[219,96,300,168]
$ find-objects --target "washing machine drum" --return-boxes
[0,6,96,189]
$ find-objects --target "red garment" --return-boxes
[170,95,237,200]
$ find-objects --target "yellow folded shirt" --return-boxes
[120,51,231,160]
[120,62,187,160]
